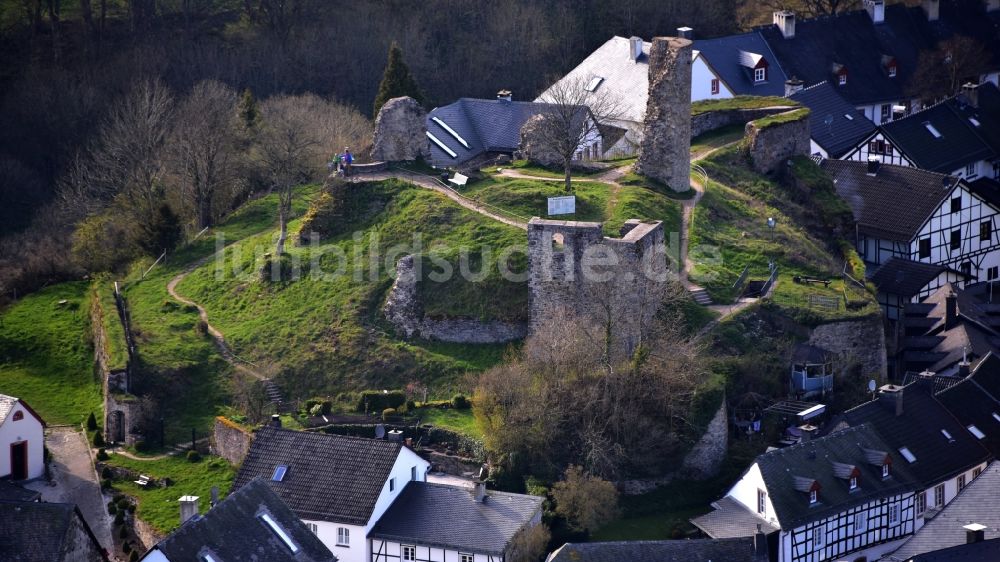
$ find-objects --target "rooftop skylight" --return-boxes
[844,114,854,121]
[968,425,986,439]
[431,117,470,149]
[898,447,916,463]
[970,117,981,127]
[426,131,457,158]
[993,412,1000,423]
[941,429,954,441]
[260,513,299,553]
[924,122,942,139]
[272,465,288,482]
[585,77,605,92]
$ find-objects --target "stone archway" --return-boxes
[107,410,125,444]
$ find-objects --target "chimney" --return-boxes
[753,523,768,557]
[798,424,818,442]
[958,361,971,377]
[676,27,693,40]
[962,82,980,108]
[271,414,282,428]
[988,0,1000,13]
[878,384,905,416]
[496,89,512,102]
[867,155,881,176]
[946,291,958,329]
[964,523,987,544]
[773,11,796,39]
[473,481,487,503]
[922,0,940,21]
[179,495,200,524]
[628,36,643,61]
[784,77,804,97]
[865,0,885,24]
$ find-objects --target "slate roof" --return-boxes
[535,36,651,125]
[693,31,789,97]
[880,96,995,173]
[908,539,1000,562]
[886,462,1000,561]
[369,482,543,556]
[758,4,935,105]
[690,496,779,539]
[426,98,582,167]
[790,81,876,158]
[822,159,961,242]
[546,537,767,562]
[751,423,918,529]
[934,353,1000,456]
[828,382,991,488]
[901,283,1000,375]
[231,426,403,525]
[149,478,336,562]
[0,480,41,503]
[870,258,956,298]
[0,501,106,561]
[968,178,1000,209]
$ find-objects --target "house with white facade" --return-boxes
[822,159,1000,291]
[231,425,543,562]
[0,394,45,481]
[692,423,920,562]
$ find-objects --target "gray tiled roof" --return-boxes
[900,284,1000,375]
[0,501,105,561]
[790,81,876,158]
[232,426,403,525]
[870,258,953,298]
[0,394,18,424]
[886,463,1000,561]
[694,31,789,98]
[0,480,41,503]
[881,95,995,173]
[690,496,779,539]
[369,482,543,555]
[935,353,1000,457]
[546,537,767,562]
[151,478,336,562]
[822,159,961,242]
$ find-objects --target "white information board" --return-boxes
[547,195,576,216]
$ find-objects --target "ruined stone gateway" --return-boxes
[635,36,693,192]
[527,217,669,351]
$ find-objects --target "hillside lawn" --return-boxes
[0,282,102,425]
[414,405,480,437]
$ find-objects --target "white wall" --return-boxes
[371,540,500,562]
[915,461,990,531]
[727,463,780,528]
[139,548,170,562]
[312,520,366,562]
[691,55,733,102]
[0,401,45,480]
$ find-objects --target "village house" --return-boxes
[231,425,543,562]
[0,500,108,562]
[869,259,968,323]
[139,478,336,562]
[0,394,45,482]
[789,81,877,160]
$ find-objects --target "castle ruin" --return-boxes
[527,217,669,351]
[635,36,693,192]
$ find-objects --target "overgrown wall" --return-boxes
[91,285,142,446]
[211,417,253,466]
[808,314,887,381]
[690,106,798,139]
[744,109,811,175]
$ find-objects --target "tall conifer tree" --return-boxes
[373,42,423,118]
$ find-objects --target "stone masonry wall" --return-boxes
[90,288,142,446]
[211,417,253,466]
[808,314,887,381]
[384,255,528,344]
[744,110,811,175]
[679,396,728,479]
[371,96,430,162]
[690,106,798,139]
[635,36,692,192]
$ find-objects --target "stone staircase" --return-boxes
[690,287,713,305]
[263,380,288,413]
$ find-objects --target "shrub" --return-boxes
[107,502,118,515]
[92,431,105,448]
[119,526,128,540]
[129,550,139,562]
[117,498,130,510]
[186,450,202,462]
[114,510,125,525]
[382,408,397,421]
[405,400,416,411]
[122,541,132,554]
[304,398,321,413]
[133,441,148,453]
[451,394,470,410]
[86,412,98,431]
[96,449,109,461]
[194,319,208,336]
[357,390,406,413]
[320,400,332,415]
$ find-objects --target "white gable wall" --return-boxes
[691,54,733,102]
[727,463,779,528]
[0,401,45,480]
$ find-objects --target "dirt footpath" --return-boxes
[25,427,113,553]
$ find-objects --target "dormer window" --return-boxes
[838,72,847,86]
[740,50,768,83]
[795,476,821,504]
[888,64,897,77]
[849,476,858,490]
[755,67,767,83]
[809,489,818,504]
[882,463,891,478]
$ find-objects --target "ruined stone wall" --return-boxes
[527,218,667,350]
[679,397,728,479]
[211,417,253,466]
[690,106,799,139]
[384,255,528,344]
[808,314,887,381]
[744,109,811,175]
[635,37,692,192]
[371,96,430,162]
[91,288,142,446]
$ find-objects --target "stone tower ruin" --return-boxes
[527,217,668,352]
[635,36,693,192]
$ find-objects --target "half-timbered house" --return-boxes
[822,159,1000,285]
[692,423,919,562]
[869,258,968,321]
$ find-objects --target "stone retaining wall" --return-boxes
[690,106,798,139]
[383,255,528,344]
[91,287,143,446]
[808,314,887,381]
[743,110,811,175]
[350,161,388,174]
[211,417,253,466]
[679,397,728,479]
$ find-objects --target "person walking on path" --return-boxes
[332,152,343,175]
[343,147,353,177]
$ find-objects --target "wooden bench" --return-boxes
[134,474,151,487]
[449,173,469,188]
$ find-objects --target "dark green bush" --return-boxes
[107,502,118,515]
[382,408,397,421]
[117,498,130,509]
[133,441,148,453]
[101,467,112,480]
[129,550,139,562]
[92,431,105,448]
[86,412,98,431]
[96,448,109,461]
[122,541,132,554]
[451,394,470,410]
[119,526,128,540]
[357,390,406,413]
[114,510,125,525]
[186,450,202,462]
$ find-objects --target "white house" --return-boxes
[692,423,918,562]
[0,394,45,481]
[823,160,1000,283]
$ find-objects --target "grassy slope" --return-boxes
[414,406,480,437]
[106,453,234,535]
[172,180,523,398]
[690,95,798,116]
[0,282,102,425]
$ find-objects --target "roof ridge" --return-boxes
[260,425,402,447]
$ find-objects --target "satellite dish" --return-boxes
[867,379,877,392]
[375,424,386,439]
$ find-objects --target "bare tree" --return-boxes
[169,80,241,229]
[534,76,622,192]
[752,0,858,18]
[908,36,991,104]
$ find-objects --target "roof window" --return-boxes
[260,513,299,553]
[924,122,942,138]
[272,465,288,482]
[431,117,470,149]
[941,429,954,442]
[968,425,986,439]
[426,131,457,158]
[970,117,981,127]
[844,114,854,121]
[899,447,916,463]
[993,412,1000,423]
[585,77,605,92]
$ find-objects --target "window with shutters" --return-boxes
[711,78,720,95]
